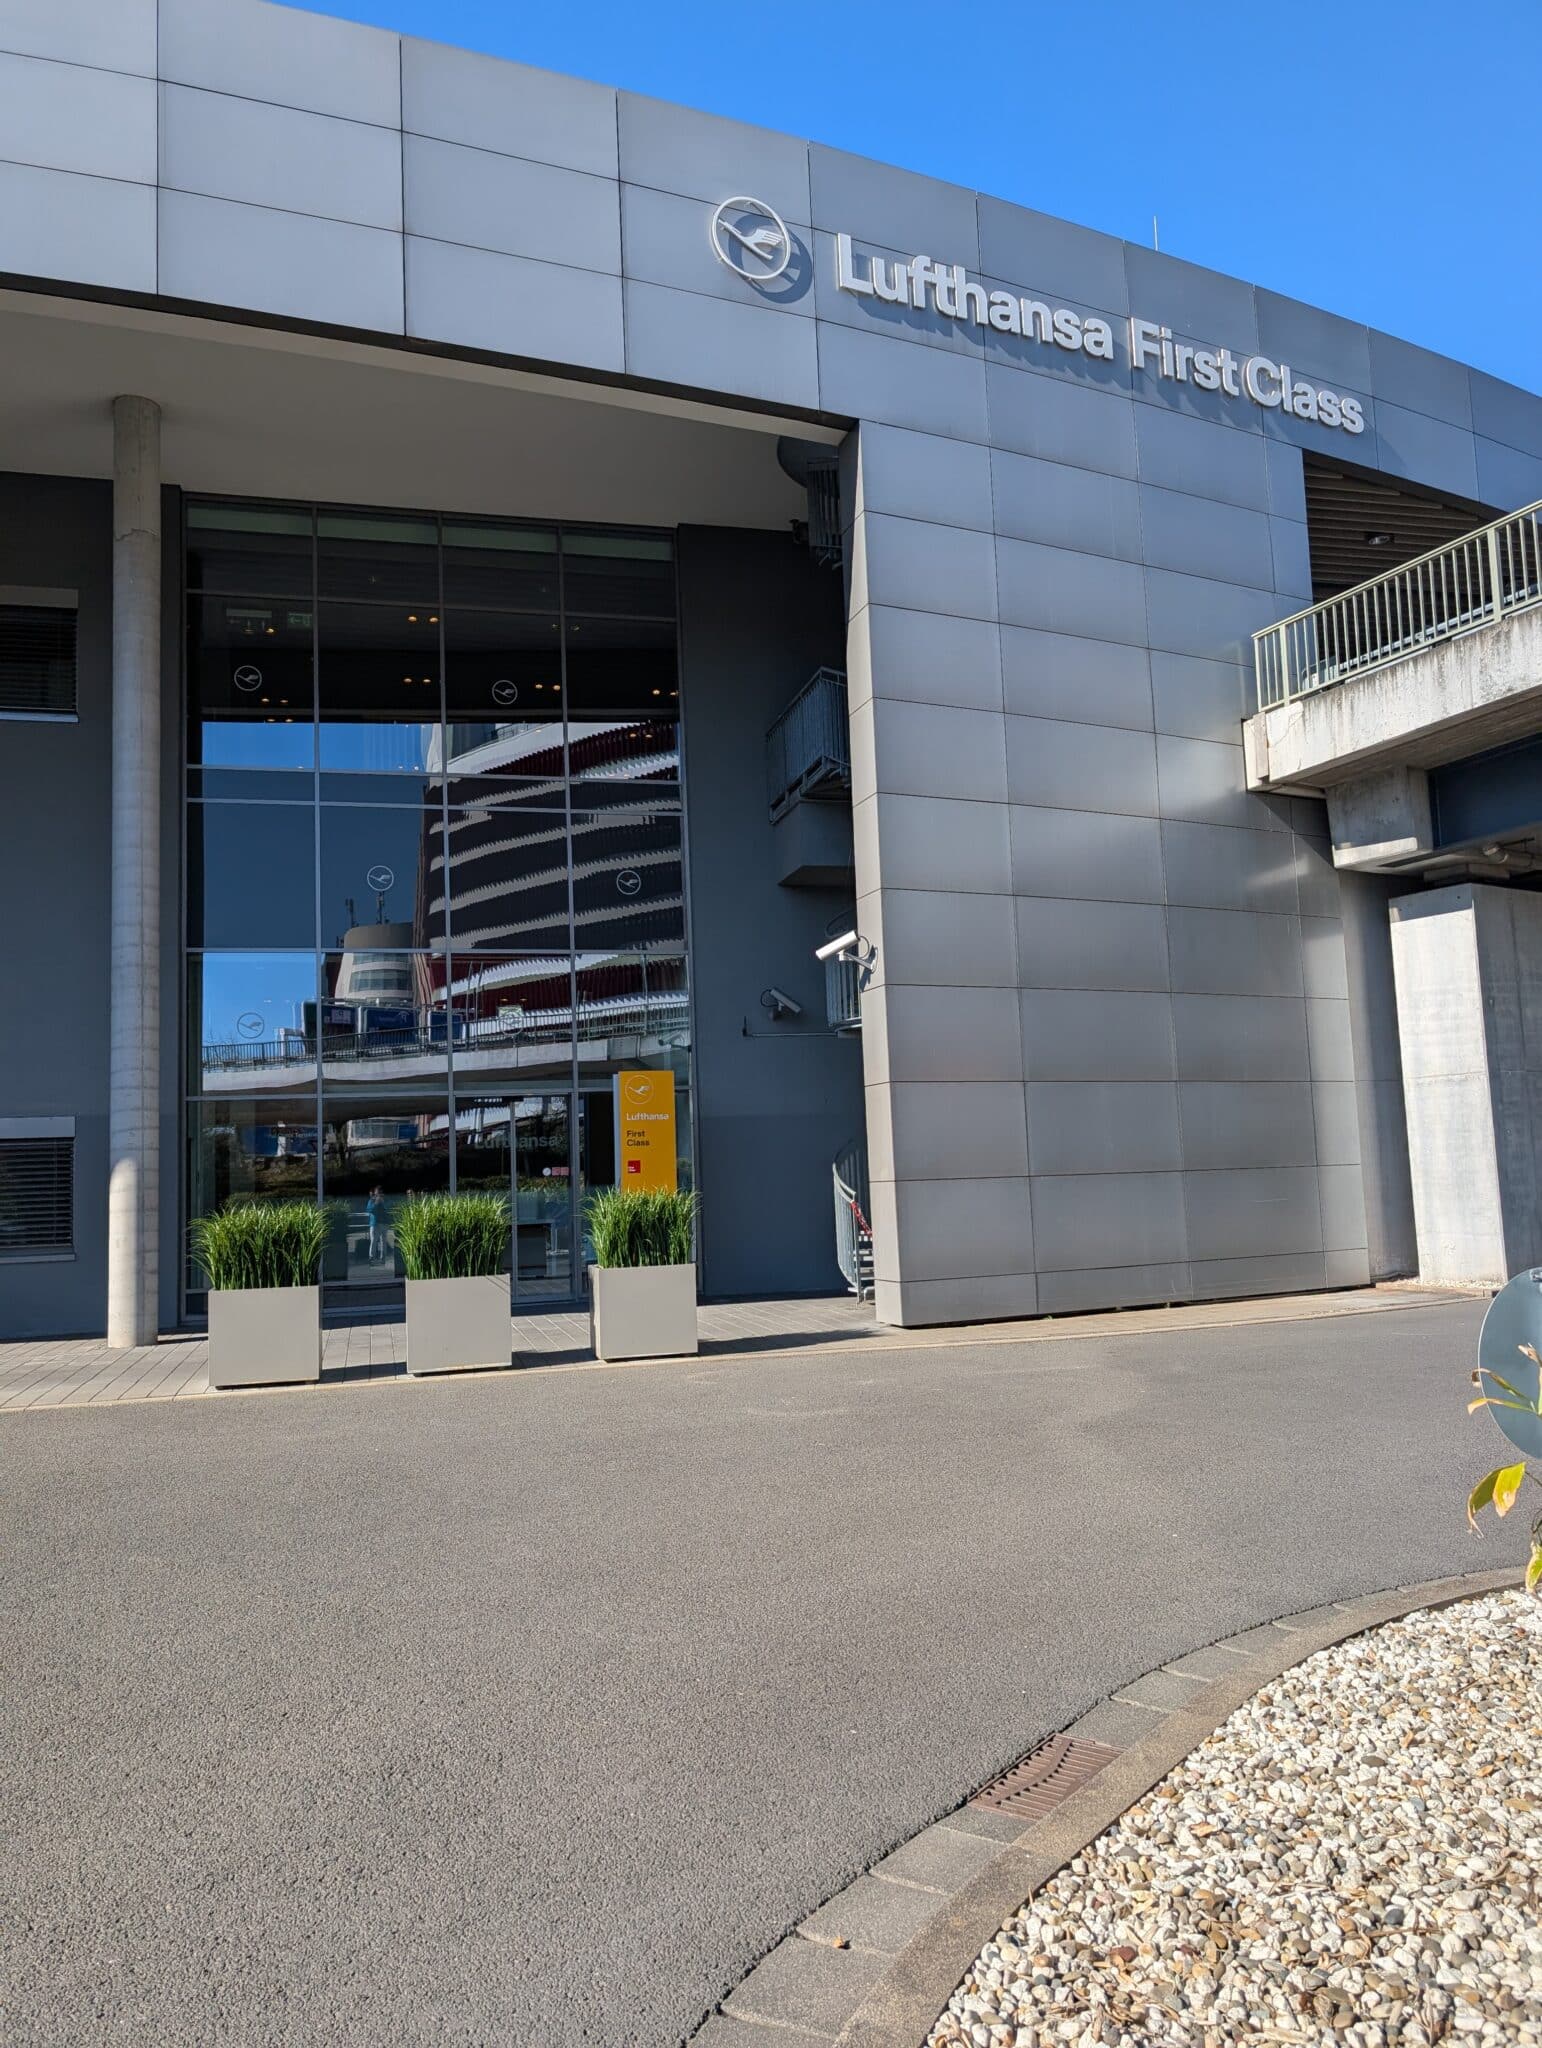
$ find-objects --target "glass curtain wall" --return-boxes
[185,501,691,1310]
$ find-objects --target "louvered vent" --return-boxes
[0,603,78,716]
[0,1138,75,1256]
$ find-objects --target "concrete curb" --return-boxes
[690,1567,1518,2048]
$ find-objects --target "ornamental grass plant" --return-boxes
[586,1186,698,1268]
[392,1191,511,1280]
[190,1200,326,1291]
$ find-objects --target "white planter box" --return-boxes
[405,1274,511,1376]
[208,1285,321,1391]
[588,1263,698,1362]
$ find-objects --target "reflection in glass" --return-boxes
[190,768,314,803]
[562,530,675,617]
[186,502,312,598]
[319,805,444,952]
[182,501,691,1310]
[441,521,558,612]
[317,601,440,774]
[188,1097,320,1288]
[565,616,679,786]
[319,772,437,807]
[188,593,314,771]
[443,610,562,779]
[449,954,575,1092]
[190,951,319,1094]
[573,950,690,1076]
[317,510,438,604]
[188,802,316,950]
[318,950,451,1091]
[321,1091,451,1285]
[455,1095,572,1301]
[443,804,571,952]
[570,806,685,949]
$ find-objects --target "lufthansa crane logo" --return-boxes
[709,196,792,283]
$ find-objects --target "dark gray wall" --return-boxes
[0,474,112,1335]
[0,472,182,1339]
[678,527,862,1298]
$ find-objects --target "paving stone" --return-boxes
[1270,1599,1359,1630]
[1112,1668,1207,1711]
[1061,1698,1163,1750]
[946,1804,1025,1842]
[725,1937,885,2033]
[801,1873,948,1954]
[1213,1621,1301,1655]
[690,2014,831,2046]
[1163,1645,1261,1680]
[871,1821,1002,1892]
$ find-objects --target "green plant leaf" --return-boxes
[1526,1543,1542,1596]
[391,1192,511,1280]
[1477,1368,1529,1402]
[585,1185,698,1268]
[1469,1466,1504,1530]
[1493,1462,1526,1518]
[188,1198,325,1290]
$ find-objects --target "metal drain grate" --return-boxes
[971,1733,1121,1822]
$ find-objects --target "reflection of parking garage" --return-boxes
[184,504,693,1311]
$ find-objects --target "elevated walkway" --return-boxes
[1244,501,1542,872]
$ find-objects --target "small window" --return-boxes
[0,1134,74,1257]
[0,597,78,717]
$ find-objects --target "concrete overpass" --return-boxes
[1245,501,1542,1289]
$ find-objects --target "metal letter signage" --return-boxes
[712,196,1366,438]
[615,1070,678,1191]
[828,230,1366,435]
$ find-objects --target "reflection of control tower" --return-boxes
[333,922,413,1000]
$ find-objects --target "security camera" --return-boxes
[815,929,858,962]
[760,987,804,1020]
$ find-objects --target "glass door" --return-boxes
[511,1094,575,1303]
[575,1089,618,1276]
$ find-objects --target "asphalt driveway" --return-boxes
[1,1298,1508,2045]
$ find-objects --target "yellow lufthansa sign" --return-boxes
[615,1070,677,1191]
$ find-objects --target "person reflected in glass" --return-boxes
[366,1184,388,1265]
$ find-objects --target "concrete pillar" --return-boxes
[106,396,161,1348]
[1389,883,1542,1287]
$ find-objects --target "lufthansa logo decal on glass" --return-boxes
[710,196,792,283]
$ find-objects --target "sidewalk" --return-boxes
[0,1284,1462,1414]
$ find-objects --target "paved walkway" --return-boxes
[1,1291,1502,2047]
[0,1283,1454,1411]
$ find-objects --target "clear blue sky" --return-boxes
[297,0,1540,393]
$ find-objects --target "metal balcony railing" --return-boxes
[825,952,863,1032]
[766,667,850,822]
[1254,499,1542,709]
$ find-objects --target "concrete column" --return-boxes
[106,396,162,1348]
[1389,883,1542,1287]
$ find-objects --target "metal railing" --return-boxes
[832,1138,873,1300]
[766,667,850,821]
[825,952,863,1031]
[1254,499,1542,709]
[202,996,690,1073]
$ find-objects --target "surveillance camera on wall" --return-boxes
[760,987,804,1020]
[814,930,858,962]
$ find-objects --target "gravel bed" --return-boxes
[929,1592,1541,2048]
